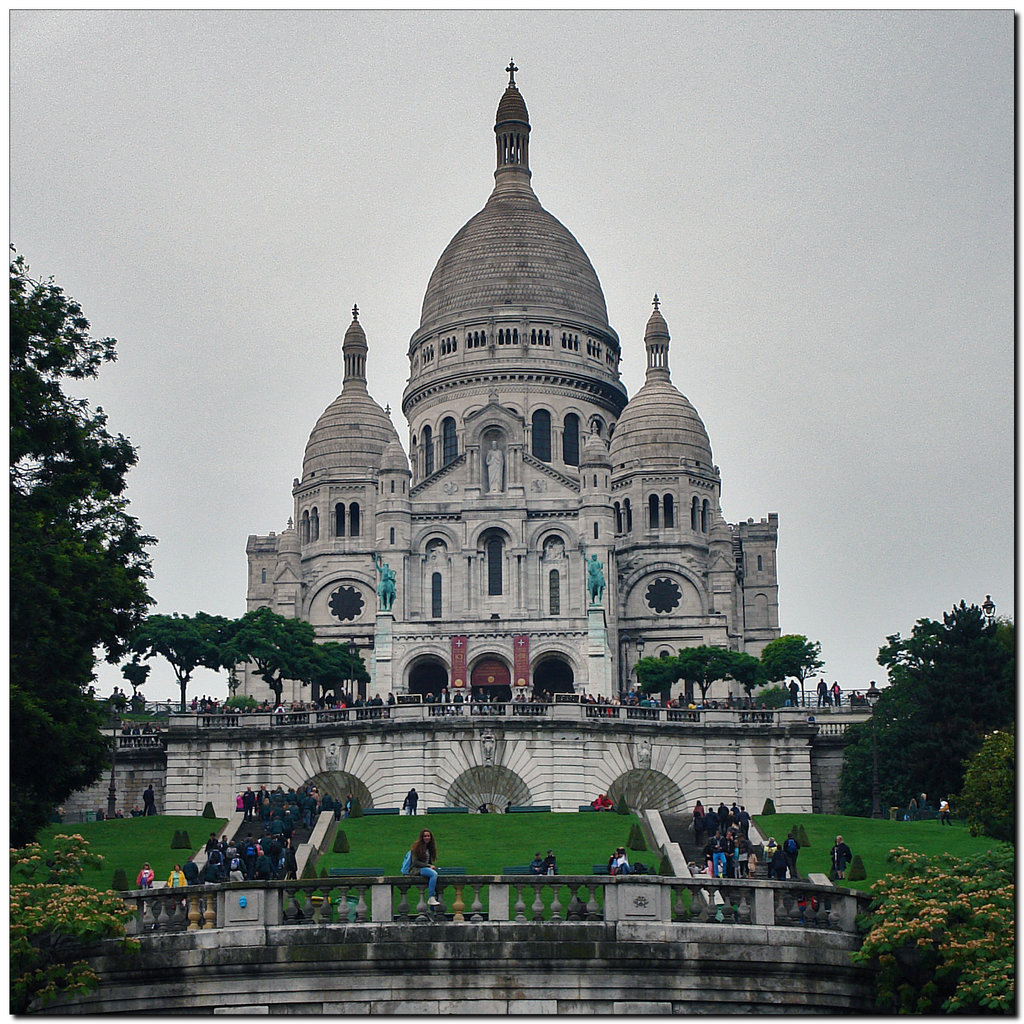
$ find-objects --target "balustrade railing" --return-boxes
[122,875,866,936]
[117,734,166,749]
[172,705,868,733]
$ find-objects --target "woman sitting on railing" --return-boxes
[406,829,441,907]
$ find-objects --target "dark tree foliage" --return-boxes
[10,251,154,846]
[759,634,824,692]
[131,611,234,711]
[839,602,1014,816]
[309,641,370,701]
[227,606,318,706]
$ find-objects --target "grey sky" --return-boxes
[10,10,1013,704]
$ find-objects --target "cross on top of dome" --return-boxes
[652,294,660,311]
[506,59,518,86]
[352,304,359,321]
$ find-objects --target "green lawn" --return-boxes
[35,815,228,890]
[753,813,1005,891]
[319,811,646,876]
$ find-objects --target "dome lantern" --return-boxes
[342,304,368,391]
[494,58,531,190]
[644,294,671,383]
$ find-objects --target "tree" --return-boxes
[120,656,150,702]
[227,606,318,707]
[11,833,138,1012]
[958,728,1013,842]
[676,646,737,702]
[10,251,154,846]
[722,650,765,696]
[759,635,823,703]
[635,655,681,699]
[131,611,234,712]
[839,602,1014,816]
[853,845,1013,1013]
[309,642,370,702]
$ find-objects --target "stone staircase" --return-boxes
[661,812,769,878]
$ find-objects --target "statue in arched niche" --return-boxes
[484,439,505,494]
[543,537,565,561]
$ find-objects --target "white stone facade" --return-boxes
[242,68,780,706]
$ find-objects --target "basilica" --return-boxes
[242,65,780,704]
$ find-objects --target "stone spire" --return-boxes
[644,294,671,383]
[494,59,531,189]
[342,304,368,391]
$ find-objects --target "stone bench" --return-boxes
[362,808,399,815]
[328,867,385,877]
[426,807,469,814]
[506,805,551,813]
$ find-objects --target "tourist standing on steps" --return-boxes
[403,788,419,815]
[407,829,441,907]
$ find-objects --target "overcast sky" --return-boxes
[10,10,1013,705]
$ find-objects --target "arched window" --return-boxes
[261,568,267,584]
[531,409,551,462]
[562,413,580,466]
[593,522,599,539]
[701,499,709,533]
[390,479,395,493]
[614,502,622,534]
[350,502,360,537]
[442,417,457,466]
[757,554,763,572]
[310,507,319,541]
[422,426,434,476]
[691,496,700,531]
[486,536,503,596]
[335,502,346,537]
[649,494,660,529]
[624,498,633,532]
[663,494,674,528]
[549,569,560,615]
[301,510,310,544]
[390,527,396,544]
[431,572,442,618]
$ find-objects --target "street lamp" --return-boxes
[982,595,996,627]
[866,681,883,819]
[106,711,119,820]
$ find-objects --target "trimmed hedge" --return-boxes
[847,854,867,882]
[202,801,217,819]
[333,830,350,854]
[627,823,647,851]
[761,798,777,815]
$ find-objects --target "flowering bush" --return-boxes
[10,834,138,1013]
[854,845,1013,1013]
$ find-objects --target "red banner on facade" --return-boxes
[451,635,468,689]
[513,634,529,687]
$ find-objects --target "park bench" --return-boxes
[328,867,385,876]
[437,867,467,875]
[592,864,611,874]
[426,807,469,814]
[506,805,551,813]
[362,808,399,815]
[578,805,596,812]
[502,866,537,875]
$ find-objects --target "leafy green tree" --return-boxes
[635,655,682,699]
[854,845,1013,1013]
[958,728,1013,842]
[309,641,370,702]
[723,650,766,696]
[120,656,150,702]
[759,634,823,704]
[676,645,737,702]
[10,252,154,846]
[839,602,1013,816]
[131,611,234,712]
[226,606,318,707]
[11,833,138,1012]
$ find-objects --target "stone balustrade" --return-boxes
[173,704,868,733]
[123,874,867,936]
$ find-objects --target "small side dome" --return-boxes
[580,428,611,468]
[381,438,411,474]
[278,524,300,556]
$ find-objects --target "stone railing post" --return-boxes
[751,884,775,926]
[488,882,509,921]
[371,883,393,922]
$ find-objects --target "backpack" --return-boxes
[401,850,412,874]
[230,857,241,871]
[785,837,798,854]
[245,842,257,858]
[208,849,222,866]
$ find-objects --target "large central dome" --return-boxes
[416,68,611,338]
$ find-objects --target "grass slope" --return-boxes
[320,812,644,875]
[35,816,228,890]
[753,813,1003,890]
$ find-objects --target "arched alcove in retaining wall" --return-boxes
[608,768,687,813]
[446,765,530,811]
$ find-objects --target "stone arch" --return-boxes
[607,768,686,814]
[532,656,574,697]
[407,656,449,698]
[306,770,374,810]
[470,656,511,701]
[447,765,530,813]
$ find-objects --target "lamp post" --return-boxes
[866,680,882,818]
[982,594,996,627]
[633,637,646,697]
[106,712,119,820]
